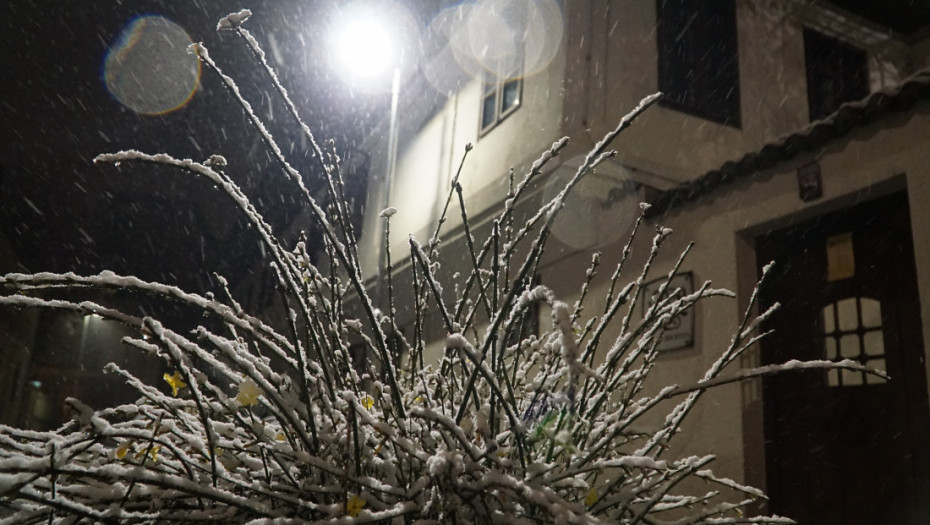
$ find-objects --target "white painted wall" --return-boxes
[534,103,930,491]
[560,0,913,184]
[352,0,930,493]
[359,0,924,280]
[357,24,567,280]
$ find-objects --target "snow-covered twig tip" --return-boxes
[0,11,830,525]
[217,9,252,31]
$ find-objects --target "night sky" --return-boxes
[1,0,403,300]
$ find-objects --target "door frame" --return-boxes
[736,180,930,517]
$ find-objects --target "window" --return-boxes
[656,0,741,126]
[821,297,887,387]
[803,28,869,121]
[480,73,522,134]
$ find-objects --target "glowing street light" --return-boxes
[329,1,413,89]
[336,17,396,81]
[330,1,417,280]
[331,7,403,198]
[331,4,403,215]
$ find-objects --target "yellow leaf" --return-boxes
[361,395,374,409]
[585,487,598,506]
[275,433,286,441]
[116,442,132,460]
[163,371,187,397]
[134,445,160,462]
[236,379,261,406]
[347,494,366,517]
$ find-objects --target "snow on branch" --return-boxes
[0,11,840,525]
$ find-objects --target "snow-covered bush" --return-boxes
[0,10,878,524]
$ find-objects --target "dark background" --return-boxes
[1,0,435,428]
[0,0,401,299]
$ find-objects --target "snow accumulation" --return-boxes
[216,9,252,31]
[0,12,839,524]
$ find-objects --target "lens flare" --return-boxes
[423,0,563,95]
[103,15,200,115]
[542,156,641,250]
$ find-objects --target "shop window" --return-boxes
[656,0,741,126]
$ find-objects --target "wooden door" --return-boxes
[756,191,930,524]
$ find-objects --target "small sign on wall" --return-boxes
[826,232,855,281]
[797,162,823,202]
[641,272,695,351]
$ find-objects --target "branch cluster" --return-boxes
[0,10,876,524]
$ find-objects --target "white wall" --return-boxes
[358,26,568,281]
[359,0,924,280]
[560,0,913,186]
[352,0,930,491]
[535,103,930,490]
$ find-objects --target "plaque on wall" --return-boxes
[797,162,823,202]
[641,272,695,351]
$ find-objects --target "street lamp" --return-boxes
[331,4,405,192]
[330,1,415,279]
[335,17,396,81]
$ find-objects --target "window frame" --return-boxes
[803,27,870,122]
[655,0,742,127]
[478,71,523,136]
[820,296,888,387]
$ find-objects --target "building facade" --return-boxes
[355,1,930,521]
